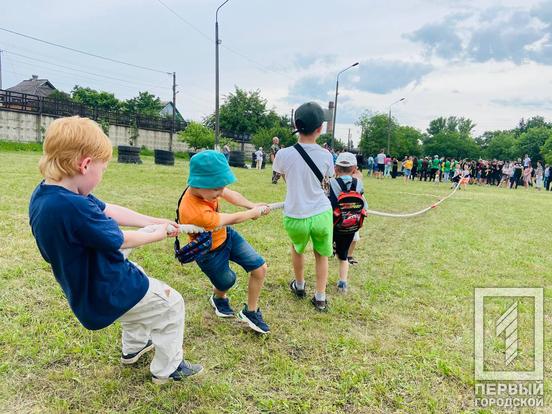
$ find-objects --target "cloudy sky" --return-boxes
[2,0,552,143]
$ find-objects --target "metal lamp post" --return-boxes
[331,62,359,149]
[215,0,231,150]
[386,97,405,154]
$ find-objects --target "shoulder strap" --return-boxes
[329,184,338,209]
[294,143,323,183]
[351,178,358,192]
[175,186,189,224]
[336,177,348,192]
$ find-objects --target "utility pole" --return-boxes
[215,0,231,151]
[348,128,352,150]
[0,49,3,90]
[170,71,176,152]
[290,108,294,130]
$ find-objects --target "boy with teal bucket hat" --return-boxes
[178,150,272,334]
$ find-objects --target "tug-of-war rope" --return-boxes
[122,182,461,259]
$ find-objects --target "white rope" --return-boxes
[120,202,285,259]
[365,182,460,218]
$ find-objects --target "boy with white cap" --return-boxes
[329,152,368,292]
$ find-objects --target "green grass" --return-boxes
[1,152,551,413]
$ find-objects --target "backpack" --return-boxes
[330,178,367,234]
[173,187,213,264]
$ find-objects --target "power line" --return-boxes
[156,0,212,42]
[0,26,172,75]
[3,49,170,90]
[4,54,214,111]
[154,0,294,82]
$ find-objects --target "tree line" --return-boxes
[48,85,552,161]
[358,113,552,164]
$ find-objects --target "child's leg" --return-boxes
[120,277,185,379]
[291,246,305,284]
[313,250,328,294]
[247,263,267,310]
[338,259,349,282]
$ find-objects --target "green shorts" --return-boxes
[283,209,333,257]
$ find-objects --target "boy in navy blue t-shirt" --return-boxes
[29,116,202,384]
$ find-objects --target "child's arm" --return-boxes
[104,203,177,229]
[221,188,267,209]
[218,206,267,226]
[120,224,169,249]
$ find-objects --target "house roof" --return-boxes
[7,75,56,97]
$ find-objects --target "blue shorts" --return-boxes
[403,168,411,177]
[195,227,265,291]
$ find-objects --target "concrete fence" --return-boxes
[0,109,255,157]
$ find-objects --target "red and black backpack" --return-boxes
[330,178,367,234]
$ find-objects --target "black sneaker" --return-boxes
[289,280,306,298]
[238,305,270,334]
[121,340,154,365]
[311,296,328,312]
[209,294,235,318]
[347,256,358,265]
[152,360,204,384]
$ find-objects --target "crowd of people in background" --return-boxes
[365,149,551,191]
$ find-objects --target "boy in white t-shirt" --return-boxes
[273,102,334,311]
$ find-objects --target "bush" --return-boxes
[178,121,214,150]
[0,141,43,152]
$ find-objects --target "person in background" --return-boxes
[222,144,230,161]
[270,137,281,184]
[376,149,386,179]
[366,155,374,176]
[255,147,264,170]
[535,161,544,191]
[402,156,413,183]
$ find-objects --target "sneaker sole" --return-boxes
[209,296,235,318]
[151,366,204,384]
[120,343,154,365]
[237,310,270,334]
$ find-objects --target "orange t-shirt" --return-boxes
[178,190,227,250]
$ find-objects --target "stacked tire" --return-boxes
[229,151,245,167]
[154,149,174,166]
[117,145,142,164]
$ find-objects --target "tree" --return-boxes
[394,126,422,158]
[123,91,163,118]
[71,86,121,112]
[516,127,552,163]
[358,113,396,156]
[482,131,518,160]
[540,135,552,165]
[317,133,345,151]
[178,121,214,150]
[252,125,295,149]
[423,131,480,159]
[48,90,73,102]
[211,87,280,135]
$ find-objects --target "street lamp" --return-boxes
[387,97,405,154]
[215,0,231,150]
[331,62,359,150]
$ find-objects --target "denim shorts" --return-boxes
[195,227,265,292]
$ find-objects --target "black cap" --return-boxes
[294,102,325,134]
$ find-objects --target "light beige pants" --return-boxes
[119,276,184,378]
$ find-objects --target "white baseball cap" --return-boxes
[336,152,357,167]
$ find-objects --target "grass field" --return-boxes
[1,151,551,413]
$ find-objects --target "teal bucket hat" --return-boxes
[188,150,236,189]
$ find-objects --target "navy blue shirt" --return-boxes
[29,182,149,330]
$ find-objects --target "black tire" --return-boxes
[229,151,245,167]
[154,149,175,166]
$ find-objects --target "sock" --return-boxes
[295,280,305,290]
[315,291,326,301]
